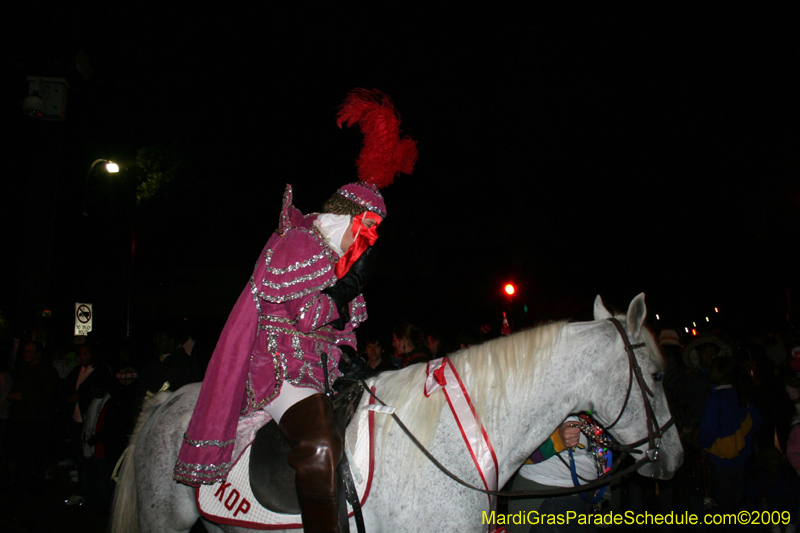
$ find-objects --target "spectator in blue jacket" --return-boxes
[697,356,761,518]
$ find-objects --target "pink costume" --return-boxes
[173,185,367,486]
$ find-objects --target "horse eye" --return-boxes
[653,373,663,382]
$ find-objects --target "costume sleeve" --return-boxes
[253,228,341,333]
[349,294,368,328]
[527,426,568,464]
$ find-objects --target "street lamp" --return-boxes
[87,158,119,179]
[83,159,119,215]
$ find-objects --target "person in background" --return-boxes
[79,381,125,513]
[697,356,761,523]
[136,323,200,402]
[108,338,140,433]
[392,322,432,369]
[426,329,445,359]
[7,341,58,491]
[63,341,112,489]
[361,338,392,372]
[508,416,604,533]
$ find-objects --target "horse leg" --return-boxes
[135,391,203,533]
[199,517,225,533]
[136,477,199,533]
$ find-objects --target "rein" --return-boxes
[359,317,674,499]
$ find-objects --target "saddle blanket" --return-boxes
[197,398,376,529]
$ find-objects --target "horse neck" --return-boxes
[480,323,596,485]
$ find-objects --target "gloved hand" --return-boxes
[337,346,374,380]
[322,247,378,330]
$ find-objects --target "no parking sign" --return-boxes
[75,303,93,336]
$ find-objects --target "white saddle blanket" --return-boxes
[197,400,376,529]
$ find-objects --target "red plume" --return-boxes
[337,88,418,189]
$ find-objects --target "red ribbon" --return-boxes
[433,362,447,386]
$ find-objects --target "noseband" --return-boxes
[604,318,674,464]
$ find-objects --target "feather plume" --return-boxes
[337,88,418,189]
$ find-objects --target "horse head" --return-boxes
[589,293,684,479]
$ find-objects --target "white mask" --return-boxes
[314,214,351,256]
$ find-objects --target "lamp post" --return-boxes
[82,158,136,338]
[83,159,119,215]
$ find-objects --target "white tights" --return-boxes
[264,382,319,424]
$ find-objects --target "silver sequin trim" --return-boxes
[298,298,314,322]
[263,248,329,275]
[338,189,386,218]
[266,330,279,353]
[251,227,338,305]
[285,358,323,390]
[182,434,237,448]
[324,299,335,325]
[257,278,336,304]
[348,299,368,327]
[312,299,325,329]
[249,274,262,314]
[261,263,333,289]
[270,227,339,266]
[174,460,232,484]
[291,334,304,360]
[174,460,232,472]
[257,320,336,343]
[244,351,282,414]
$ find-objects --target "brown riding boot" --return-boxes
[279,393,344,533]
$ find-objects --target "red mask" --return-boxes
[335,211,381,278]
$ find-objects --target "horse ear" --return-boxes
[626,293,647,337]
[593,295,612,320]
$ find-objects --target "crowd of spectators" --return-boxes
[0,319,205,523]
[594,322,800,533]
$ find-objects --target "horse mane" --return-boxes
[368,321,568,465]
[368,359,444,463]
[448,320,568,427]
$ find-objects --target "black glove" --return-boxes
[322,246,378,330]
[337,346,374,380]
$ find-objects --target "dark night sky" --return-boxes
[2,3,799,347]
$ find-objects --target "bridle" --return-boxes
[359,317,675,498]
[603,317,673,464]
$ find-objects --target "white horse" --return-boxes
[109,294,682,533]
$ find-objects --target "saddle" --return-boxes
[248,379,365,514]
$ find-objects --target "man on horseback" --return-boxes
[173,88,417,533]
